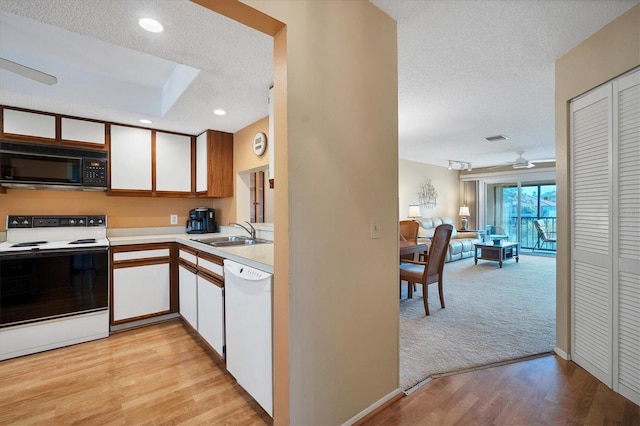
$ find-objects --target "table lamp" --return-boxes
[459,205,470,230]
[408,205,421,219]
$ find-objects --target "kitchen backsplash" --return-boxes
[0,189,232,232]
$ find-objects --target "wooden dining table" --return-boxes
[399,240,428,259]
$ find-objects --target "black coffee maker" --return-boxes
[186,207,217,234]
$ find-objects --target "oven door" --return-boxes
[0,247,109,327]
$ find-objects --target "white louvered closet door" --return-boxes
[570,83,613,388]
[613,69,640,404]
[570,68,640,405]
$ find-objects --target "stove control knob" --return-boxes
[12,220,18,225]
[79,219,85,224]
[89,219,95,224]
[23,220,29,225]
[70,219,76,225]
[98,219,103,224]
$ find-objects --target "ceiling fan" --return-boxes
[486,150,554,170]
[0,57,57,85]
[512,150,535,169]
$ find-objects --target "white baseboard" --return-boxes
[554,346,571,360]
[342,388,403,426]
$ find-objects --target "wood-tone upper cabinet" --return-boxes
[110,125,152,191]
[2,108,56,141]
[195,130,233,198]
[61,117,105,146]
[156,132,192,193]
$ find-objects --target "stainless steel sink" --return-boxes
[194,236,272,247]
[196,236,249,244]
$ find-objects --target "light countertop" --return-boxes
[108,226,274,273]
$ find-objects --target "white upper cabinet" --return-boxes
[156,132,192,193]
[196,132,208,192]
[110,125,152,190]
[61,118,105,145]
[3,109,55,139]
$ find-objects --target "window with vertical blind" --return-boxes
[570,68,639,405]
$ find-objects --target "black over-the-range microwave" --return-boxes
[0,141,108,190]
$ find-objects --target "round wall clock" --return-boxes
[252,132,267,157]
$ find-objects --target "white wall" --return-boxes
[399,159,460,221]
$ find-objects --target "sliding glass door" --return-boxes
[486,181,556,251]
[486,182,518,237]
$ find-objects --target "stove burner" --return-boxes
[68,239,98,245]
[11,241,48,248]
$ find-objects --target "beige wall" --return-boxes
[234,116,270,173]
[240,1,399,424]
[0,189,230,231]
[232,116,275,223]
[555,5,639,355]
[399,159,460,222]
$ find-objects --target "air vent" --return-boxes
[485,134,509,142]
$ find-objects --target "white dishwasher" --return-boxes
[223,259,274,417]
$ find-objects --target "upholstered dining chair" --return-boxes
[399,220,419,261]
[399,223,453,315]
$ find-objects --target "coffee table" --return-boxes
[474,241,520,268]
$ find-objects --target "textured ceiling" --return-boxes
[0,0,638,167]
[373,0,638,168]
[0,0,273,135]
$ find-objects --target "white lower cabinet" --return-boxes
[178,246,225,359]
[179,264,198,330]
[113,264,170,321]
[111,245,172,326]
[197,274,225,356]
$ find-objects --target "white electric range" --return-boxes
[0,215,110,360]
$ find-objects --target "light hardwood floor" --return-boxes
[3,321,638,425]
[363,355,640,425]
[0,320,271,425]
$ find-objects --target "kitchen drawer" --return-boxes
[179,249,197,265]
[113,248,170,261]
[198,253,224,278]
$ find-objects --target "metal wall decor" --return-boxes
[418,179,438,208]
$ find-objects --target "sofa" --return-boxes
[416,217,481,263]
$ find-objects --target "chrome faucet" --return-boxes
[229,221,256,240]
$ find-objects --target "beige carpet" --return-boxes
[400,253,556,391]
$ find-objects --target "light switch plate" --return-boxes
[170,214,178,225]
[370,217,380,239]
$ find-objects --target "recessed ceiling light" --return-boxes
[213,109,227,116]
[139,119,153,124]
[139,18,163,33]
